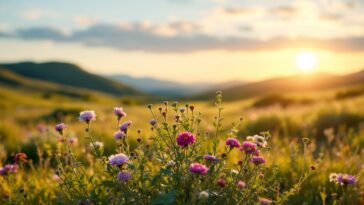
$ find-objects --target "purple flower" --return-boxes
[176,132,196,147]
[237,180,246,189]
[149,119,157,126]
[114,107,127,120]
[240,141,257,155]
[250,156,266,166]
[114,130,125,140]
[189,163,209,175]
[119,120,132,132]
[335,173,356,186]
[203,155,219,162]
[117,171,131,182]
[108,153,129,167]
[79,110,96,123]
[0,164,18,175]
[226,138,240,149]
[259,198,272,205]
[55,123,66,135]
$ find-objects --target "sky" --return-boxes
[0,0,364,83]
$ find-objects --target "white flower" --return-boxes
[247,135,267,148]
[90,141,104,149]
[166,160,176,167]
[230,169,239,175]
[198,191,209,200]
[329,173,338,183]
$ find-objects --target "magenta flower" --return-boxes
[149,119,157,126]
[217,178,226,187]
[176,132,196,147]
[114,107,127,120]
[108,153,129,167]
[240,141,257,155]
[226,138,240,149]
[189,163,209,175]
[250,156,266,166]
[117,171,131,182]
[0,164,18,175]
[259,198,272,205]
[203,155,219,162]
[119,120,132,132]
[114,130,126,140]
[237,180,246,189]
[79,110,96,123]
[55,123,66,135]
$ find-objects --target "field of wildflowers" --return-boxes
[0,91,363,205]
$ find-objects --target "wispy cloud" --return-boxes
[21,8,60,20]
[73,15,97,26]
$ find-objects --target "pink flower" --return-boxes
[108,153,129,167]
[68,137,78,145]
[114,130,125,140]
[114,107,127,120]
[259,198,272,205]
[203,155,219,162]
[0,164,18,175]
[237,180,246,189]
[55,123,66,134]
[217,178,226,187]
[226,138,240,149]
[189,163,209,175]
[117,171,131,182]
[177,132,196,147]
[79,110,96,123]
[14,153,27,164]
[119,120,132,132]
[250,156,266,166]
[240,141,257,155]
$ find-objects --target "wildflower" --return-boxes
[0,164,18,175]
[237,180,246,189]
[90,141,104,149]
[240,141,257,155]
[198,191,209,200]
[119,120,132,132]
[79,110,96,123]
[114,130,125,140]
[250,156,266,166]
[203,155,219,162]
[179,107,186,113]
[176,132,196,147]
[247,135,267,148]
[53,174,61,182]
[117,171,131,182]
[149,119,157,126]
[114,107,127,120]
[231,169,239,175]
[14,153,27,164]
[217,178,226,187]
[108,153,129,167]
[226,138,240,149]
[189,163,209,175]
[55,123,66,135]
[68,137,78,145]
[329,173,338,182]
[259,198,272,205]
[336,173,356,186]
[166,160,176,167]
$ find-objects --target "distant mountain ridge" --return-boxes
[0,62,141,96]
[196,70,364,101]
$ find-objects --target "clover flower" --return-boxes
[108,153,129,167]
[177,132,196,147]
[114,107,127,120]
[117,171,131,182]
[247,135,267,148]
[240,141,257,155]
[203,155,219,162]
[226,138,240,149]
[166,160,176,167]
[237,180,246,189]
[250,156,266,165]
[114,130,125,140]
[189,163,209,175]
[55,123,66,135]
[119,120,132,132]
[79,110,96,123]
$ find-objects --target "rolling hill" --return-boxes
[0,62,141,96]
[197,70,364,101]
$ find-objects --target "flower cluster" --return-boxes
[329,173,356,186]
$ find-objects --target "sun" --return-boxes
[295,52,317,71]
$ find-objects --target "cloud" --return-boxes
[73,16,97,26]
[269,6,298,17]
[21,8,59,20]
[2,24,364,53]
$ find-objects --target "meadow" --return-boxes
[0,83,363,205]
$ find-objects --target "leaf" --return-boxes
[151,191,176,205]
[101,180,115,188]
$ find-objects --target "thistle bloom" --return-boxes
[149,119,157,126]
[203,155,219,162]
[119,120,132,132]
[240,141,257,155]
[226,138,240,149]
[237,180,246,189]
[108,153,129,167]
[176,132,196,147]
[14,153,27,164]
[330,173,356,186]
[114,107,127,120]
[114,130,125,140]
[55,123,66,135]
[251,156,266,165]
[117,171,131,182]
[259,198,272,205]
[189,163,209,175]
[79,110,96,123]
[217,178,226,187]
